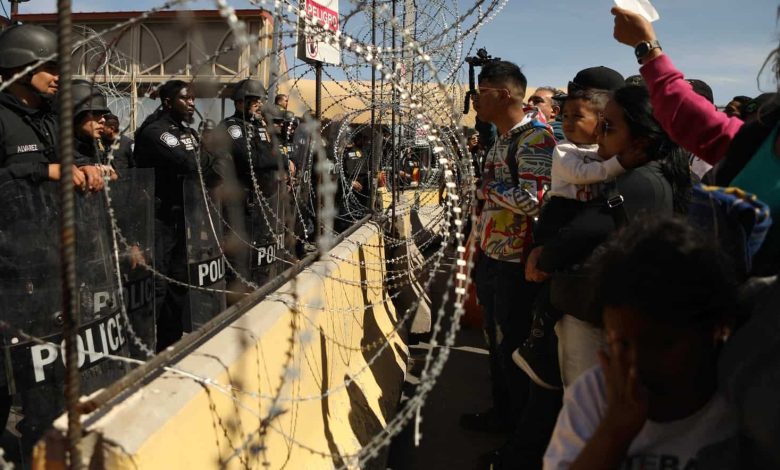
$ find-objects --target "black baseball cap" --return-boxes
[555,66,625,101]
[569,66,625,94]
[686,79,714,104]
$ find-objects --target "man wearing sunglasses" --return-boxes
[461,60,556,449]
[528,86,565,142]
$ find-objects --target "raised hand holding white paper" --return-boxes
[614,0,660,22]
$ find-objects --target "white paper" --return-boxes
[615,0,660,22]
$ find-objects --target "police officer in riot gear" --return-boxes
[72,79,117,185]
[332,129,368,231]
[0,24,106,191]
[218,79,286,285]
[220,79,277,191]
[134,80,215,350]
[0,25,116,447]
[342,129,370,217]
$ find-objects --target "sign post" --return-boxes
[297,0,340,121]
[297,0,341,65]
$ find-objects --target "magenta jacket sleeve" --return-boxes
[640,54,743,165]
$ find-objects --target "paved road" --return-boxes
[387,219,505,470]
[387,326,505,470]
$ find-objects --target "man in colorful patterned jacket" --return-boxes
[461,60,556,439]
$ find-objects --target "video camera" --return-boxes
[464,48,500,114]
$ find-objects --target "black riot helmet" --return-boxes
[72,79,110,119]
[231,79,267,102]
[0,24,58,70]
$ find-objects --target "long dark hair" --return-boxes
[612,86,692,213]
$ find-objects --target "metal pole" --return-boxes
[390,0,397,231]
[368,0,377,212]
[410,0,418,99]
[315,61,322,119]
[268,3,282,101]
[9,1,18,20]
[57,0,82,467]
[129,77,137,132]
[314,61,323,239]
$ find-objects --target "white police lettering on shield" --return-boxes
[29,312,127,383]
[197,256,226,286]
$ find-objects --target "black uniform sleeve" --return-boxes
[222,122,278,172]
[227,127,251,171]
[199,149,222,189]
[0,161,50,185]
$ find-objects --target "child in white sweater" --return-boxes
[535,90,625,243]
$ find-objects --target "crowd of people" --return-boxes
[462,6,780,470]
[0,3,778,468]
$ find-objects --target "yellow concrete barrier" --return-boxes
[40,222,407,469]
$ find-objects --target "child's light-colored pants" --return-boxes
[555,314,606,387]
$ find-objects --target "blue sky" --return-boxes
[16,0,780,105]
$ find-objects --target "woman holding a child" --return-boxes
[530,84,693,387]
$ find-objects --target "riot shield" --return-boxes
[0,179,131,441]
[288,123,316,247]
[215,154,253,299]
[110,169,156,358]
[183,175,226,332]
[247,171,284,286]
[73,186,130,390]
